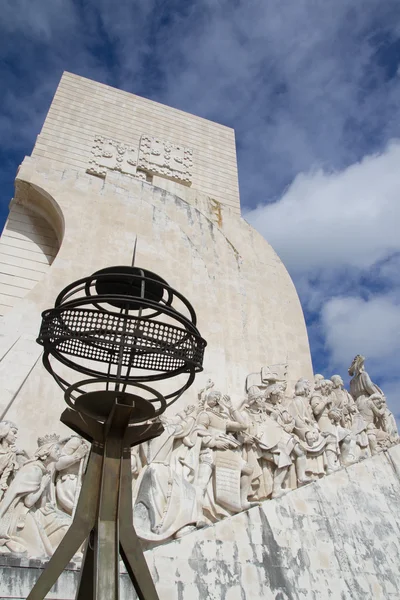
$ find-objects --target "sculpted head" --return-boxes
[206,390,222,408]
[280,410,295,433]
[330,375,343,388]
[319,379,333,396]
[266,384,284,405]
[280,381,288,392]
[314,374,324,391]
[370,393,386,408]
[35,434,61,463]
[305,429,319,446]
[295,378,311,397]
[0,420,18,446]
[328,407,342,423]
[348,355,365,376]
[247,386,264,408]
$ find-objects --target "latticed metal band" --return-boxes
[37,266,206,409]
[38,306,205,376]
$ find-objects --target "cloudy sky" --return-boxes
[1,0,400,417]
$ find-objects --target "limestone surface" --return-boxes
[1,447,399,599]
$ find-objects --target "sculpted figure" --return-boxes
[331,375,369,460]
[192,385,253,520]
[310,379,356,471]
[283,380,326,480]
[348,355,383,400]
[330,375,355,427]
[55,436,89,515]
[313,374,324,393]
[0,434,70,557]
[310,380,339,472]
[299,428,327,480]
[133,403,200,542]
[356,393,392,454]
[288,379,318,441]
[239,387,275,501]
[349,355,398,452]
[380,399,399,441]
[0,422,28,502]
[262,385,313,494]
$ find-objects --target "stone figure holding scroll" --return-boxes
[191,385,253,520]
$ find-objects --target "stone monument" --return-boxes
[0,73,399,599]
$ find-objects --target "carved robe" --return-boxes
[194,408,246,518]
[0,460,70,557]
[356,398,391,447]
[331,387,369,452]
[288,396,326,478]
[288,394,316,441]
[350,368,398,442]
[0,447,18,501]
[133,417,199,542]
[350,370,382,402]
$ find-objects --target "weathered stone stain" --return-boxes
[2,436,400,600]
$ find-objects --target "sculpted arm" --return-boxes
[197,411,210,429]
[24,466,50,508]
[226,419,247,432]
[310,396,326,417]
[361,372,382,396]
[369,400,385,418]
[56,444,88,472]
[222,396,247,432]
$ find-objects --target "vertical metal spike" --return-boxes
[131,236,138,266]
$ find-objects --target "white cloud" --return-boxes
[322,294,400,416]
[245,141,400,274]
[322,295,400,370]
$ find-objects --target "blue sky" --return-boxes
[1,0,400,417]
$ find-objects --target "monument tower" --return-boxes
[1,73,399,600]
[0,71,312,450]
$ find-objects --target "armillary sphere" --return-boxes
[27,266,207,600]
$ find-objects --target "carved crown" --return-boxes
[37,433,60,448]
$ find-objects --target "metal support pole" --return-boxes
[26,401,161,600]
[95,401,131,600]
[119,446,160,600]
[26,443,103,600]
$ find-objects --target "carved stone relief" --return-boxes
[0,356,398,557]
[87,136,138,178]
[138,135,193,184]
[86,134,193,185]
[0,431,88,558]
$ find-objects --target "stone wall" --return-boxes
[32,72,241,213]
[0,155,312,452]
[1,446,399,599]
[0,201,59,318]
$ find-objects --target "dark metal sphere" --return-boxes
[37,266,206,419]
